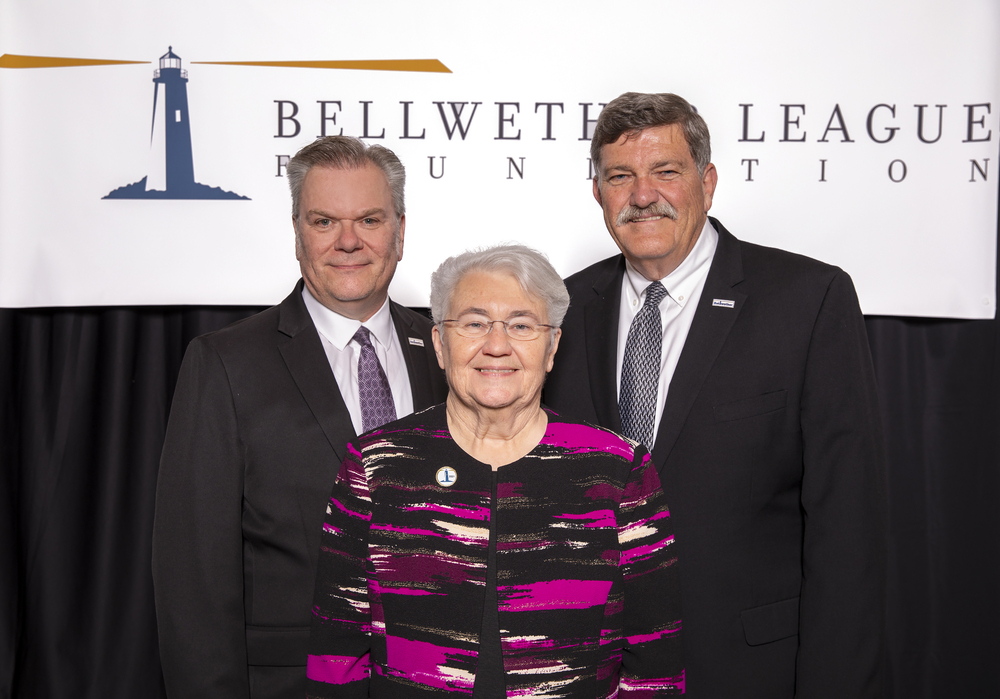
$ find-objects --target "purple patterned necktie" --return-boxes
[353,326,397,432]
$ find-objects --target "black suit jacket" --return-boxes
[152,281,448,699]
[545,220,887,698]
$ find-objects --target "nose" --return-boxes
[630,174,659,209]
[334,221,363,253]
[480,321,513,355]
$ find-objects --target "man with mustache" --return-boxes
[545,92,886,698]
[152,136,448,699]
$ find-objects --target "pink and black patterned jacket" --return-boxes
[306,404,684,697]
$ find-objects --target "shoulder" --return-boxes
[197,305,279,345]
[711,222,857,315]
[541,410,643,462]
[389,301,439,359]
[359,403,449,446]
[181,305,281,372]
[742,240,842,284]
[541,412,662,507]
[390,300,434,330]
[740,241,860,320]
[714,219,845,290]
[563,255,623,296]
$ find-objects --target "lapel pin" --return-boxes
[712,299,736,308]
[435,466,458,487]
[408,337,425,346]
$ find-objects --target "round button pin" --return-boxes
[435,466,458,487]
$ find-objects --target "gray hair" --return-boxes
[591,92,712,177]
[286,136,405,224]
[430,244,570,328]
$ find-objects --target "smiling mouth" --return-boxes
[631,215,665,223]
[476,368,516,375]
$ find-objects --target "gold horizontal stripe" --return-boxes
[190,59,452,73]
[0,54,149,68]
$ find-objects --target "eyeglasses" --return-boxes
[441,317,556,341]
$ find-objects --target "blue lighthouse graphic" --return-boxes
[104,47,248,200]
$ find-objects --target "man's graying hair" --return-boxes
[286,136,405,224]
[591,92,712,177]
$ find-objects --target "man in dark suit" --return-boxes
[152,136,448,699]
[545,93,886,698]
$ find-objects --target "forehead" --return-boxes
[600,123,693,170]
[450,270,545,317]
[299,162,392,212]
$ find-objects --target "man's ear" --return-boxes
[396,214,406,261]
[592,176,603,207]
[292,217,303,260]
[702,164,718,212]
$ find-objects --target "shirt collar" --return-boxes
[301,285,396,351]
[624,218,719,308]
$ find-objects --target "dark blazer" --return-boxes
[152,281,448,699]
[544,219,887,698]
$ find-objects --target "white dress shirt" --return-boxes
[301,287,414,435]
[616,219,719,442]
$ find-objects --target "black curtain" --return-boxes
[0,306,261,698]
[867,315,1000,697]
[2,305,999,698]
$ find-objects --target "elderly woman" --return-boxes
[306,245,683,698]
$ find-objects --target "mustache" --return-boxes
[615,201,678,227]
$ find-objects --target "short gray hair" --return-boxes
[591,92,712,177]
[286,136,405,224]
[430,244,570,328]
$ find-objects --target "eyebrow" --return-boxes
[456,307,541,320]
[306,207,387,220]
[604,159,683,174]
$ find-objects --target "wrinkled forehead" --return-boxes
[448,270,546,318]
[600,123,693,168]
[301,163,393,205]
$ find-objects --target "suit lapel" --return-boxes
[390,302,439,410]
[277,282,355,465]
[650,220,746,469]
[583,257,627,432]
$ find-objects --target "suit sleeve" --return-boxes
[306,444,372,699]
[152,338,251,698]
[796,270,887,698]
[619,449,685,696]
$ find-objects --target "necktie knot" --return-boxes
[643,281,667,309]
[352,326,374,349]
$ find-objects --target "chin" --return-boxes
[328,284,377,303]
[470,394,519,410]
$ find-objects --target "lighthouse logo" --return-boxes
[104,47,248,200]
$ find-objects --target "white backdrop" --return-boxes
[1,0,998,317]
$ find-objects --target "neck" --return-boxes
[445,395,548,469]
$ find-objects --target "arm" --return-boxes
[152,338,250,698]
[619,450,685,696]
[797,270,887,698]
[306,443,372,699]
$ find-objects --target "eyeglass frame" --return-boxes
[439,316,557,341]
